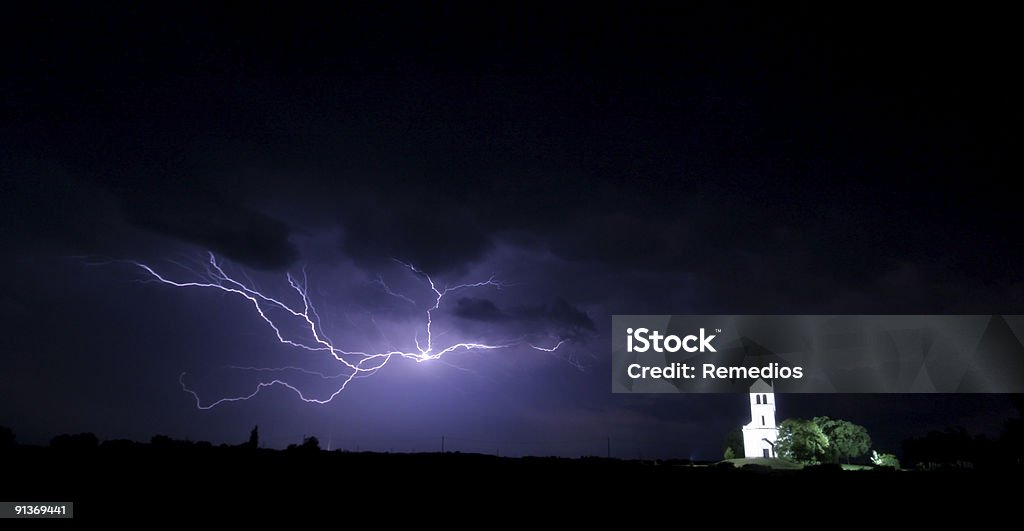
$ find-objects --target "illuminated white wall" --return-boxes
[742,379,778,458]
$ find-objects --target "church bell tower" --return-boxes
[742,378,778,458]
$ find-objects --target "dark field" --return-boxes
[3,443,1019,519]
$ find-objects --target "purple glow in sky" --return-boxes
[135,252,576,408]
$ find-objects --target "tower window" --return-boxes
[763,394,768,403]
[756,395,761,405]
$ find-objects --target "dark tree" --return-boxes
[151,434,174,447]
[149,434,199,450]
[249,425,259,449]
[903,429,979,468]
[288,436,321,453]
[1000,418,1024,466]
[50,432,99,450]
[723,428,743,459]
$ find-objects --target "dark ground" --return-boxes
[3,444,1020,520]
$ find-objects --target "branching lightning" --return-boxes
[134,253,567,408]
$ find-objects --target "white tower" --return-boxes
[742,378,778,458]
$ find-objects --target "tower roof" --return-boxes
[749,378,773,393]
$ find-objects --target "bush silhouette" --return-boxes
[50,432,99,450]
[287,436,321,453]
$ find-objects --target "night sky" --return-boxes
[1,3,1019,460]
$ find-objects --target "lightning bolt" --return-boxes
[133,253,567,408]
[528,340,565,352]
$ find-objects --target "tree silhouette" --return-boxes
[0,425,15,450]
[903,429,978,468]
[722,428,743,459]
[249,426,259,449]
[51,432,99,450]
[287,436,321,453]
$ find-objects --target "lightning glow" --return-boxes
[134,253,567,408]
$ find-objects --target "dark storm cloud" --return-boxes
[7,1,1013,288]
[119,190,298,271]
[519,298,595,334]
[454,296,594,340]
[453,297,507,321]
[335,186,495,275]
[0,161,298,271]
